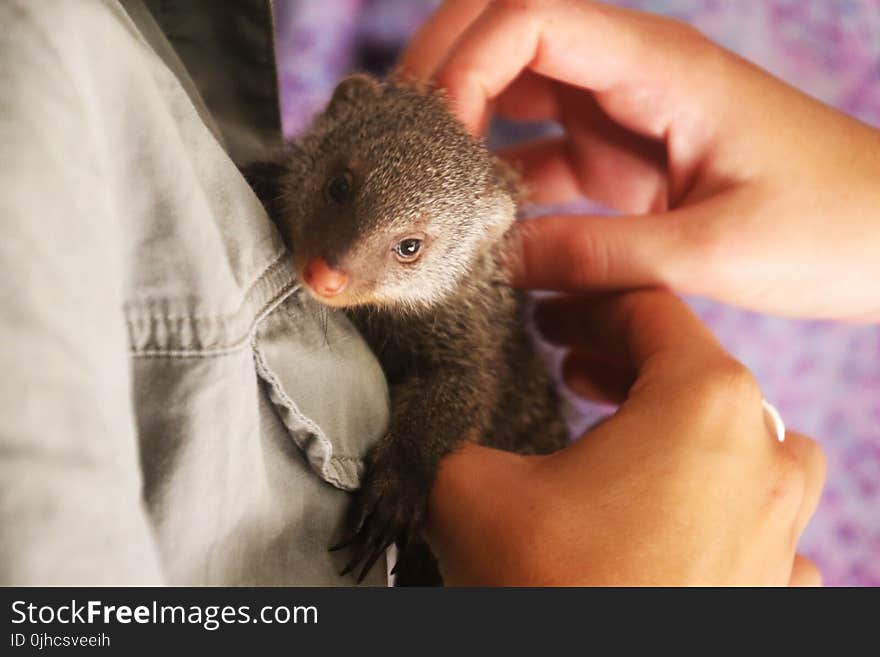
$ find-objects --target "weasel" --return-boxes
[245,74,569,585]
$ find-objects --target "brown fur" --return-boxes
[243,74,568,586]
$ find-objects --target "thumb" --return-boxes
[509,206,715,292]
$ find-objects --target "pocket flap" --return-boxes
[253,289,389,491]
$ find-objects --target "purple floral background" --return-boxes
[273,0,880,586]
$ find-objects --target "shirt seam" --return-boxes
[127,253,300,358]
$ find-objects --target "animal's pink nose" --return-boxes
[303,257,348,297]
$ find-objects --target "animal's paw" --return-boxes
[329,442,431,583]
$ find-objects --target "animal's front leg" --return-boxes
[330,431,433,582]
[330,371,493,583]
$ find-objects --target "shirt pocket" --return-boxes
[252,288,390,491]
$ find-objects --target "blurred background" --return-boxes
[272,0,880,586]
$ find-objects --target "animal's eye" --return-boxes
[394,238,423,263]
[324,170,354,204]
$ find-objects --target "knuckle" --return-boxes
[769,449,806,515]
[673,211,751,299]
[677,212,728,260]
[488,0,551,41]
[565,224,609,287]
[693,356,762,408]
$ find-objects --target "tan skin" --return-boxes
[424,290,825,586]
[389,0,880,585]
[402,0,880,322]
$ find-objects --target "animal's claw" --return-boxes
[330,445,428,583]
[341,514,390,579]
[328,533,356,553]
[329,492,376,553]
[357,529,395,583]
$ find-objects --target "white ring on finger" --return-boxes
[762,398,786,443]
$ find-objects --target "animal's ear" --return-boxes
[490,156,525,203]
[481,156,520,241]
[326,74,382,116]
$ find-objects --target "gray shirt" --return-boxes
[0,0,390,585]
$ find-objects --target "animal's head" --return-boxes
[280,74,516,311]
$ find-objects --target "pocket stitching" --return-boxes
[252,335,362,491]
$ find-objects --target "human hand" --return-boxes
[425,289,825,585]
[401,0,880,322]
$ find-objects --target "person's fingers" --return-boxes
[789,554,822,587]
[537,290,731,404]
[535,293,630,356]
[510,212,681,293]
[425,441,538,585]
[496,78,668,211]
[561,351,634,405]
[499,135,667,212]
[508,189,747,296]
[781,431,827,541]
[535,290,722,370]
[512,214,675,292]
[492,70,561,123]
[397,0,489,80]
[435,0,716,135]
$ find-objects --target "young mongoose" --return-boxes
[246,74,569,585]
